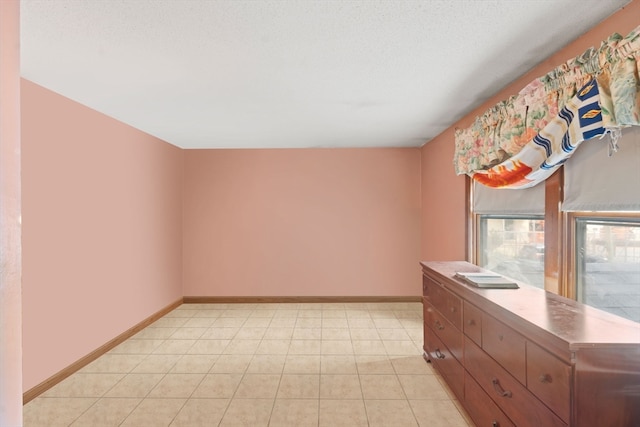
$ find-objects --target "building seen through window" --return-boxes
[576,219,640,323]
[478,217,545,289]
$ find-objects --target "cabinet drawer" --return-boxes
[527,341,571,423]
[424,275,462,330]
[465,338,566,427]
[463,301,482,346]
[464,371,515,427]
[482,313,526,384]
[422,275,430,295]
[422,297,429,353]
[424,324,464,400]
[425,301,463,362]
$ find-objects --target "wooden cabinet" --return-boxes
[421,261,640,427]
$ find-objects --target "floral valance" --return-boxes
[454,25,640,189]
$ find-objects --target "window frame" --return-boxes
[565,212,640,301]
[471,169,640,307]
[473,214,545,264]
[473,214,546,288]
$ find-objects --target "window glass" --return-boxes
[478,216,545,288]
[576,218,640,322]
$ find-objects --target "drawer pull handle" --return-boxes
[468,319,476,326]
[450,307,457,313]
[498,334,504,341]
[491,378,512,398]
[434,349,446,359]
[434,320,445,330]
[539,374,552,383]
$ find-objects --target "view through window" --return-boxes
[478,216,545,288]
[576,218,640,323]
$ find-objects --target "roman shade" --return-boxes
[563,126,640,212]
[473,180,544,215]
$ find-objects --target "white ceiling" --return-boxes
[20,0,630,149]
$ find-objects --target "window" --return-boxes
[472,178,545,288]
[477,216,544,288]
[574,217,640,323]
[470,128,640,324]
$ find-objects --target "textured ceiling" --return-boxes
[20,0,630,149]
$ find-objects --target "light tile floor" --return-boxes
[23,302,474,426]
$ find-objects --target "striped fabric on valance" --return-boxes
[454,25,640,189]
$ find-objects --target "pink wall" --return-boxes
[420,127,467,261]
[419,0,640,262]
[0,1,23,424]
[21,80,184,391]
[183,148,421,297]
[18,0,639,396]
